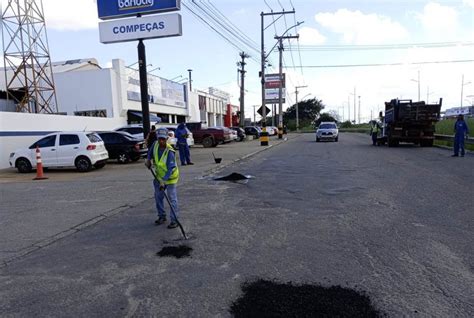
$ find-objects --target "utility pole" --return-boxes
[253,105,257,125]
[260,10,296,145]
[347,96,350,124]
[295,85,308,132]
[272,104,276,126]
[187,69,193,91]
[238,52,249,127]
[358,96,361,124]
[276,35,299,139]
[353,87,356,124]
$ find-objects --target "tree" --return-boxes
[315,112,337,126]
[283,98,325,130]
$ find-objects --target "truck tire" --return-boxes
[388,138,398,147]
[420,139,434,147]
[202,136,214,148]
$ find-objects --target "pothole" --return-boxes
[156,245,193,259]
[230,279,384,317]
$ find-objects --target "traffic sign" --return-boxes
[257,106,271,116]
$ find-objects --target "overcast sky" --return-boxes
[1,0,473,121]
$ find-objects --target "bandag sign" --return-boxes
[97,0,181,20]
[99,13,182,44]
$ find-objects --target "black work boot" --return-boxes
[155,217,167,225]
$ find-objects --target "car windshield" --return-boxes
[319,124,337,129]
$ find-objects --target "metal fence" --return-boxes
[434,134,474,145]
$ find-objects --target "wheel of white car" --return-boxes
[75,156,92,172]
[16,158,32,173]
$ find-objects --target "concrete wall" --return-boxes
[0,112,125,169]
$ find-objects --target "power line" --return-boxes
[283,41,474,51]
[187,0,260,56]
[181,1,260,63]
[285,59,474,68]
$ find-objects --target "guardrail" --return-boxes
[434,134,474,145]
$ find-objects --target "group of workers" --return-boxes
[369,114,470,156]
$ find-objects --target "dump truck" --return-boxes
[377,98,442,147]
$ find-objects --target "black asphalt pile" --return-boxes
[156,245,192,259]
[230,279,384,318]
[214,173,251,181]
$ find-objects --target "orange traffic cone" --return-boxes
[33,146,48,180]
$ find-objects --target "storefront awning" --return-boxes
[128,111,161,123]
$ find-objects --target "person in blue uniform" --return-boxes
[452,114,469,157]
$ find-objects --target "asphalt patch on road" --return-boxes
[230,279,384,318]
[214,172,252,181]
[156,245,193,259]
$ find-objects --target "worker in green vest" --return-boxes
[145,128,180,229]
[370,120,380,146]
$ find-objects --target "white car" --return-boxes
[316,122,339,142]
[9,132,109,173]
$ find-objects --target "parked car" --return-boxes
[9,131,109,173]
[244,126,260,139]
[158,124,195,149]
[96,131,147,163]
[230,127,246,141]
[316,122,339,142]
[115,124,145,140]
[187,122,233,148]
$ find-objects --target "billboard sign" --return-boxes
[126,69,186,108]
[97,0,180,20]
[99,13,182,44]
[265,73,286,104]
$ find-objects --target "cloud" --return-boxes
[416,2,459,32]
[1,0,98,31]
[314,9,409,44]
[42,0,98,31]
[296,27,326,45]
[463,0,474,8]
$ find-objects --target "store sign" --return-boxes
[265,73,286,104]
[99,13,182,44]
[126,69,186,108]
[97,0,180,20]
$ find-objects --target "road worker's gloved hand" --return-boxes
[145,160,151,169]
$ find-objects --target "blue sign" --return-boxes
[97,0,180,20]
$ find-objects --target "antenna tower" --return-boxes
[1,0,58,113]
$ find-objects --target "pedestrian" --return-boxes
[176,122,194,166]
[370,120,380,146]
[146,125,157,148]
[145,127,180,229]
[452,114,469,157]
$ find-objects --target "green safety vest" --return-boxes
[153,143,179,185]
[372,123,379,133]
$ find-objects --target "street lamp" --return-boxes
[411,70,420,101]
[170,75,183,81]
[295,85,308,132]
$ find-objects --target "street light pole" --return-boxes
[295,85,307,132]
[187,69,193,91]
[411,70,420,101]
[358,95,361,124]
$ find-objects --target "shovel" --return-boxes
[148,167,188,240]
[212,152,222,164]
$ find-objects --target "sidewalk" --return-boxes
[0,134,298,266]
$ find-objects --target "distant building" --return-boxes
[444,106,474,118]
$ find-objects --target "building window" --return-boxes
[74,110,107,117]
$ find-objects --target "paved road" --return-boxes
[1,133,473,317]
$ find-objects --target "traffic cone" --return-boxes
[33,146,48,180]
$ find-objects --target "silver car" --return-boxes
[316,122,339,142]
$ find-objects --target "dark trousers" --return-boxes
[178,142,191,164]
[371,133,378,145]
[454,133,465,156]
